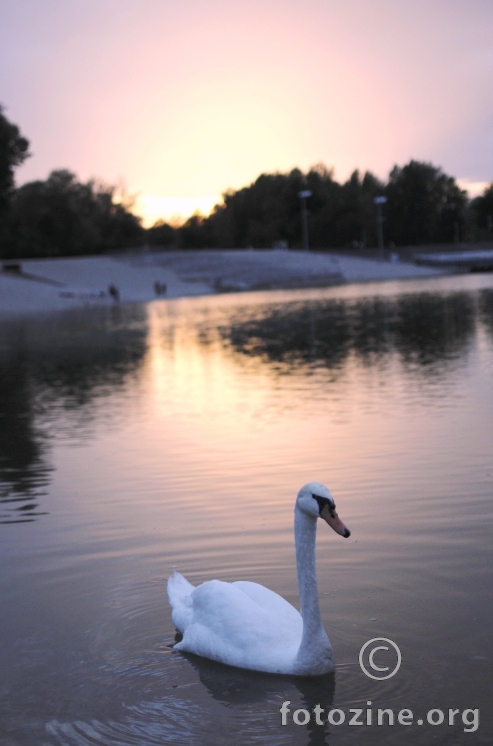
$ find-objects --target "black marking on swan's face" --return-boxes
[312,493,336,518]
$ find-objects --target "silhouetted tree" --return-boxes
[385,160,467,246]
[471,184,493,239]
[146,219,177,247]
[309,168,384,247]
[179,213,214,248]
[1,169,143,258]
[205,166,343,249]
[208,169,309,248]
[299,164,340,248]
[0,104,30,215]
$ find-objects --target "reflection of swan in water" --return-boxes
[168,482,350,676]
[184,652,337,746]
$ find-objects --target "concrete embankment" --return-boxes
[0,249,448,317]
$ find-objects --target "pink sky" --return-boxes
[1,0,492,224]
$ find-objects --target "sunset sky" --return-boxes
[1,0,493,225]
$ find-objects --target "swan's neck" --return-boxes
[295,508,324,636]
[294,507,332,672]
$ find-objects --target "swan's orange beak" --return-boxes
[321,505,351,538]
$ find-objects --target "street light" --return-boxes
[298,190,312,251]
[373,195,387,260]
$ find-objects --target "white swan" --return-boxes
[167,482,350,676]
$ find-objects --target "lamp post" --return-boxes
[373,195,387,260]
[298,190,312,251]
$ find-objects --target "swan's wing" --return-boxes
[232,581,301,627]
[167,571,195,632]
[175,579,302,673]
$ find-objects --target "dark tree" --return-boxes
[208,169,309,248]
[471,184,493,238]
[385,160,467,246]
[1,169,143,259]
[309,168,384,248]
[204,166,340,249]
[0,105,30,214]
[178,213,214,248]
[146,219,177,247]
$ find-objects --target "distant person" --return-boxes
[108,283,120,301]
[154,281,167,296]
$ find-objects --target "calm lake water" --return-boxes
[0,273,492,746]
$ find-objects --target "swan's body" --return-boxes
[167,482,350,676]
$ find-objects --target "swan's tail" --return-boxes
[167,571,195,632]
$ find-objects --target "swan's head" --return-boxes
[296,482,351,538]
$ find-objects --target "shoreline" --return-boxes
[0,249,450,317]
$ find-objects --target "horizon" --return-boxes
[2,0,493,226]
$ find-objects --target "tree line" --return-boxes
[1,105,492,259]
[155,163,493,251]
